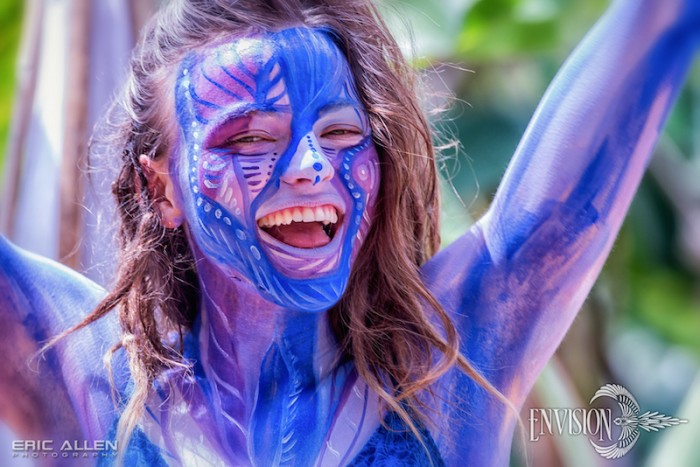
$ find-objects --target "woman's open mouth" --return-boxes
[256,204,343,249]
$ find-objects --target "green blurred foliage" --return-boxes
[659,72,700,163]
[0,0,22,170]
[382,0,607,60]
[458,0,608,60]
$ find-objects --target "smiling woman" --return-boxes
[36,2,462,464]
[0,0,698,466]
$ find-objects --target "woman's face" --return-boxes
[172,28,380,311]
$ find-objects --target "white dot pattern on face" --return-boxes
[358,165,369,181]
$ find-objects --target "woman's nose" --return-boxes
[279,132,334,186]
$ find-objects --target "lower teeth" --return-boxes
[322,224,332,237]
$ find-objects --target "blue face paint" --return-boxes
[174,28,380,312]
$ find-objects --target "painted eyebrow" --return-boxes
[318,101,363,116]
[209,103,292,128]
[317,102,367,134]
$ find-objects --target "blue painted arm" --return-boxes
[422,1,698,462]
[0,236,121,443]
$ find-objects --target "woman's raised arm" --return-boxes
[423,0,698,405]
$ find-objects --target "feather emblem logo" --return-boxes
[589,384,688,459]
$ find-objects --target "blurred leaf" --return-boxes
[0,0,23,169]
[456,0,607,61]
[379,0,475,58]
[631,269,700,356]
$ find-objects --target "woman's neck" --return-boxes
[193,254,352,465]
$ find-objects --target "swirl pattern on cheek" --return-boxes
[345,139,378,254]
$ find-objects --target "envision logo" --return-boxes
[529,384,688,459]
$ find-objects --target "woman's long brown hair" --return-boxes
[49,0,509,457]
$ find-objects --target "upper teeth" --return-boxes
[257,205,339,228]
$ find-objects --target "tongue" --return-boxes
[266,222,331,248]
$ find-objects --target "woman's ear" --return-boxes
[139,155,184,229]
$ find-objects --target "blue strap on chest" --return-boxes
[348,410,445,466]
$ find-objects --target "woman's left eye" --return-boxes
[321,127,362,139]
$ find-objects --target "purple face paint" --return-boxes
[174,29,379,311]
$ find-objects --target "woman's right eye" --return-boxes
[213,133,277,154]
[225,133,275,145]
[231,135,270,144]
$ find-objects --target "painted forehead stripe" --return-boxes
[184,45,277,123]
[176,28,360,129]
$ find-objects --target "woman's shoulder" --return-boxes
[0,235,124,440]
[0,233,121,376]
[0,235,118,339]
[0,235,106,312]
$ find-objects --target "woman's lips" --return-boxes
[256,204,341,249]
